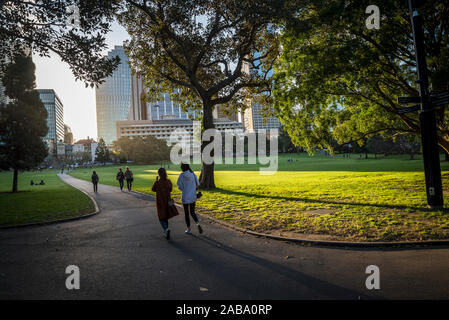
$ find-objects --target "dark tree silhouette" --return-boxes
[0,53,48,192]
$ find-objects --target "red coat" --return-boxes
[151,179,178,221]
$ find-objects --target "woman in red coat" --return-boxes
[151,168,178,240]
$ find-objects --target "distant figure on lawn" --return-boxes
[39,180,45,185]
[125,167,133,191]
[177,163,203,235]
[152,167,179,240]
[91,171,99,193]
[30,180,34,186]
[116,168,125,191]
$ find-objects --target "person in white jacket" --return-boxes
[177,163,203,235]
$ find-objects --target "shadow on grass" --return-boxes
[210,188,449,214]
[0,191,31,194]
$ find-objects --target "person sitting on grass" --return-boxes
[40,180,45,185]
[30,180,34,186]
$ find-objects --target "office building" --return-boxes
[96,45,131,145]
[64,124,74,145]
[37,89,64,145]
[243,103,281,132]
[116,118,243,144]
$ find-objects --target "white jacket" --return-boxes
[177,171,199,204]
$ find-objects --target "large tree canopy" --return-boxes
[0,0,120,86]
[0,53,48,192]
[118,0,293,188]
[273,0,449,153]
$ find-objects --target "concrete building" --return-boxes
[73,138,98,162]
[96,46,131,145]
[116,119,243,144]
[37,89,64,146]
[240,55,281,132]
[64,124,74,144]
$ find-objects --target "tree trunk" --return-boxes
[410,152,415,160]
[199,102,216,189]
[12,168,18,193]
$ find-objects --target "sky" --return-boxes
[33,22,129,142]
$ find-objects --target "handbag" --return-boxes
[167,199,179,219]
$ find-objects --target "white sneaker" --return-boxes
[185,228,192,235]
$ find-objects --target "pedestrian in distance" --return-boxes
[125,166,133,191]
[152,168,179,240]
[177,163,203,235]
[116,168,125,191]
[91,170,99,193]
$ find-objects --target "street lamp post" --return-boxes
[409,0,443,209]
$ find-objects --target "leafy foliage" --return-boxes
[0,53,48,192]
[95,138,110,163]
[0,0,120,86]
[274,0,449,153]
[113,136,170,164]
[118,0,293,187]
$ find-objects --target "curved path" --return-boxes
[0,174,448,299]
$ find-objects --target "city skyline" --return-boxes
[33,21,129,142]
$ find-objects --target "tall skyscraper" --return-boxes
[240,55,281,132]
[37,89,64,144]
[96,46,131,145]
[243,103,281,132]
[129,74,148,121]
[147,89,197,121]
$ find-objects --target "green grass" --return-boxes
[69,153,449,242]
[0,170,95,226]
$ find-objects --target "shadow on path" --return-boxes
[166,234,376,300]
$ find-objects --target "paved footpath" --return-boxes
[0,174,449,299]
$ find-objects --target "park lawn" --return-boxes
[69,154,449,241]
[0,170,95,226]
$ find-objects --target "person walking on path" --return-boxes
[177,163,203,235]
[91,171,99,193]
[152,168,179,240]
[125,166,133,191]
[116,168,125,191]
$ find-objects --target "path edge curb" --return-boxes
[129,190,449,248]
[0,174,101,230]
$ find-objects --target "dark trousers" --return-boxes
[118,179,124,190]
[160,220,168,231]
[183,202,198,228]
[93,182,98,193]
[126,179,132,191]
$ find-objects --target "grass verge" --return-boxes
[0,170,95,226]
[68,154,449,242]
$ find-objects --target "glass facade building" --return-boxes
[148,90,197,120]
[96,46,131,145]
[243,103,281,132]
[38,89,64,144]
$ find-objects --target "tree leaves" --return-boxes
[273,0,449,153]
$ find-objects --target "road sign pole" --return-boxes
[409,0,443,208]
